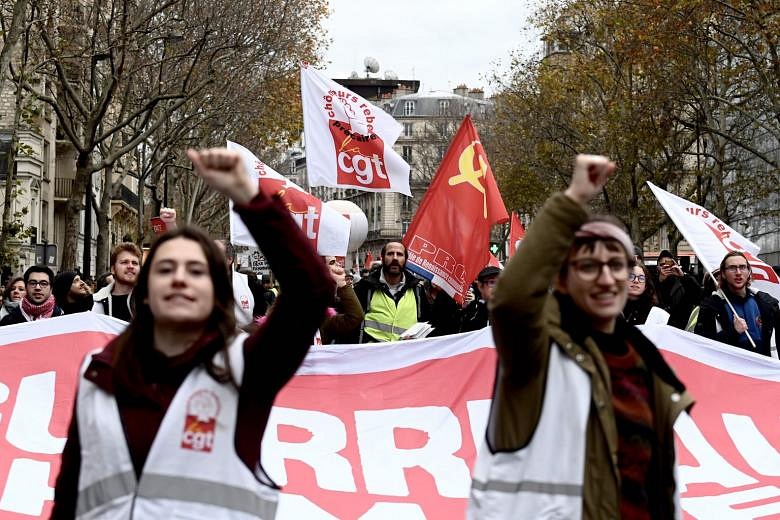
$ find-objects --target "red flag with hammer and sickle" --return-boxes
[403,116,508,305]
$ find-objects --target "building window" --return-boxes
[544,39,570,56]
[41,201,49,241]
[438,100,450,115]
[43,141,51,180]
[0,137,12,178]
[404,101,415,116]
[402,195,413,213]
[402,146,413,162]
[403,122,413,137]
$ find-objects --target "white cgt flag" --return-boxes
[648,181,780,300]
[301,64,411,195]
[227,141,350,256]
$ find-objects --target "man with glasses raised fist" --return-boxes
[0,265,64,326]
[469,155,693,520]
[694,251,780,357]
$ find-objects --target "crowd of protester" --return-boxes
[0,151,777,519]
[1,204,779,358]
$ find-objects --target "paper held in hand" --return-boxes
[399,322,435,340]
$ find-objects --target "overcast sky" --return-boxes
[322,1,542,95]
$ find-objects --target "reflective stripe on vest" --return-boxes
[363,289,418,341]
[76,334,279,519]
[468,343,591,519]
[76,470,136,517]
[135,473,278,518]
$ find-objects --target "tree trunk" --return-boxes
[0,0,29,98]
[61,153,91,271]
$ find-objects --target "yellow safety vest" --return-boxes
[363,289,418,342]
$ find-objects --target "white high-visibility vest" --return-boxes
[233,271,255,328]
[75,333,279,519]
[468,343,591,519]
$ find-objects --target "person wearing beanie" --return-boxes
[53,271,94,315]
[458,266,501,332]
[654,249,701,328]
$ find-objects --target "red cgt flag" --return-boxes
[403,116,508,305]
[508,211,525,258]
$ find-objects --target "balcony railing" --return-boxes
[55,178,73,198]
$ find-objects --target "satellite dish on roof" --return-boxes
[384,70,398,80]
[349,70,359,79]
[364,57,380,76]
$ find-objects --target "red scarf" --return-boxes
[21,295,56,320]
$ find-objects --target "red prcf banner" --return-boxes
[404,115,508,305]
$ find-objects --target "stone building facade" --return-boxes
[0,74,57,280]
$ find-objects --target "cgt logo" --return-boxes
[181,390,221,453]
[329,120,390,189]
[260,178,323,241]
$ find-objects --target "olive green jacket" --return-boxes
[487,192,694,519]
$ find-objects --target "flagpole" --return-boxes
[702,267,758,350]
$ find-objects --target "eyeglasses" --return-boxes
[628,273,646,282]
[724,264,749,274]
[569,258,629,281]
[27,280,50,288]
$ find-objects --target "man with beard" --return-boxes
[52,271,94,315]
[0,266,64,325]
[695,251,780,357]
[92,243,141,321]
[351,241,429,342]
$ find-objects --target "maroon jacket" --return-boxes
[52,193,334,518]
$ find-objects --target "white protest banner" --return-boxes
[301,64,411,195]
[227,141,350,257]
[648,181,780,300]
[640,325,780,519]
[1,317,777,518]
[0,314,126,517]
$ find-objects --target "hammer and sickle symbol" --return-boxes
[449,141,488,218]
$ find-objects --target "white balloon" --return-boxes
[325,200,368,253]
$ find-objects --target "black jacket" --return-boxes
[694,288,779,357]
[0,304,64,326]
[458,299,489,333]
[655,273,701,329]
